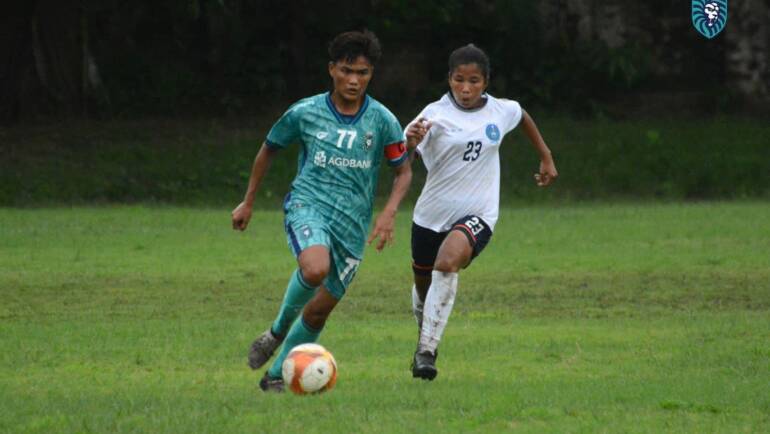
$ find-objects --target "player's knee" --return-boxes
[300,263,329,287]
[433,255,462,273]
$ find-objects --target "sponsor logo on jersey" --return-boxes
[314,151,327,167]
[313,151,371,169]
[692,0,727,39]
[485,124,501,141]
[328,156,372,169]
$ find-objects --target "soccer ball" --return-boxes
[281,343,337,394]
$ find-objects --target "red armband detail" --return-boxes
[384,141,406,161]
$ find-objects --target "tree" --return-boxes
[725,0,769,100]
[0,0,107,123]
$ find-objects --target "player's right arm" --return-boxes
[405,117,431,150]
[233,100,303,231]
[232,142,279,231]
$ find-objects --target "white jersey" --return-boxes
[408,93,522,232]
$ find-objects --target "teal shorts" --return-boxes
[284,205,361,300]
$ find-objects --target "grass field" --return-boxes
[1,203,769,433]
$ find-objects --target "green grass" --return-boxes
[1,202,769,433]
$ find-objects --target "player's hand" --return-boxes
[231,201,253,231]
[405,117,431,150]
[367,212,396,252]
[534,158,558,187]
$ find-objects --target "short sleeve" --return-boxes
[501,99,523,134]
[381,110,407,167]
[265,103,303,149]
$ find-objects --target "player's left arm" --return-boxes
[368,152,412,252]
[520,109,558,187]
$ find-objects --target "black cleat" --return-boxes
[248,329,282,370]
[258,372,285,393]
[411,350,438,380]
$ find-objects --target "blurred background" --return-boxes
[1,0,768,206]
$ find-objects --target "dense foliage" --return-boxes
[2,0,766,121]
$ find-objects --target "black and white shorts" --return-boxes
[411,215,493,276]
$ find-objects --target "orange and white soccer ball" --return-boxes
[281,343,337,394]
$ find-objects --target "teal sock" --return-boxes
[270,269,318,338]
[267,318,322,379]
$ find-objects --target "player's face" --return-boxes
[329,56,373,104]
[448,63,487,109]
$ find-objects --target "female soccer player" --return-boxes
[232,30,411,392]
[404,44,558,380]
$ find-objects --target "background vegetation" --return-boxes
[2,1,769,204]
[2,116,768,206]
[2,0,769,121]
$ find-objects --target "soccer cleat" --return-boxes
[411,350,438,380]
[248,329,282,370]
[258,372,285,393]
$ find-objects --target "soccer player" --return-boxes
[231,30,411,392]
[403,44,558,380]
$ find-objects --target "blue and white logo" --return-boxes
[692,0,728,39]
[485,124,501,141]
[299,225,313,239]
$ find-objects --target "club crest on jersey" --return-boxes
[692,0,728,39]
[363,132,373,150]
[485,124,501,141]
[298,225,313,239]
[316,131,329,140]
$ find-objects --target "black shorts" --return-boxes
[411,215,493,276]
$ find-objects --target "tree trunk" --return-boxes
[0,0,109,122]
[0,1,37,122]
[725,0,769,100]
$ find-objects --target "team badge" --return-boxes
[485,124,501,141]
[299,225,313,239]
[692,0,728,39]
[363,132,373,150]
[316,131,329,140]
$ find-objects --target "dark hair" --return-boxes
[448,44,490,80]
[328,30,382,66]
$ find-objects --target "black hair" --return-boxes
[448,44,490,81]
[328,30,382,66]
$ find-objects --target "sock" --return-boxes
[412,284,424,328]
[419,270,458,354]
[267,317,322,379]
[270,269,318,338]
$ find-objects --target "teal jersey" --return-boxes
[266,92,407,257]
